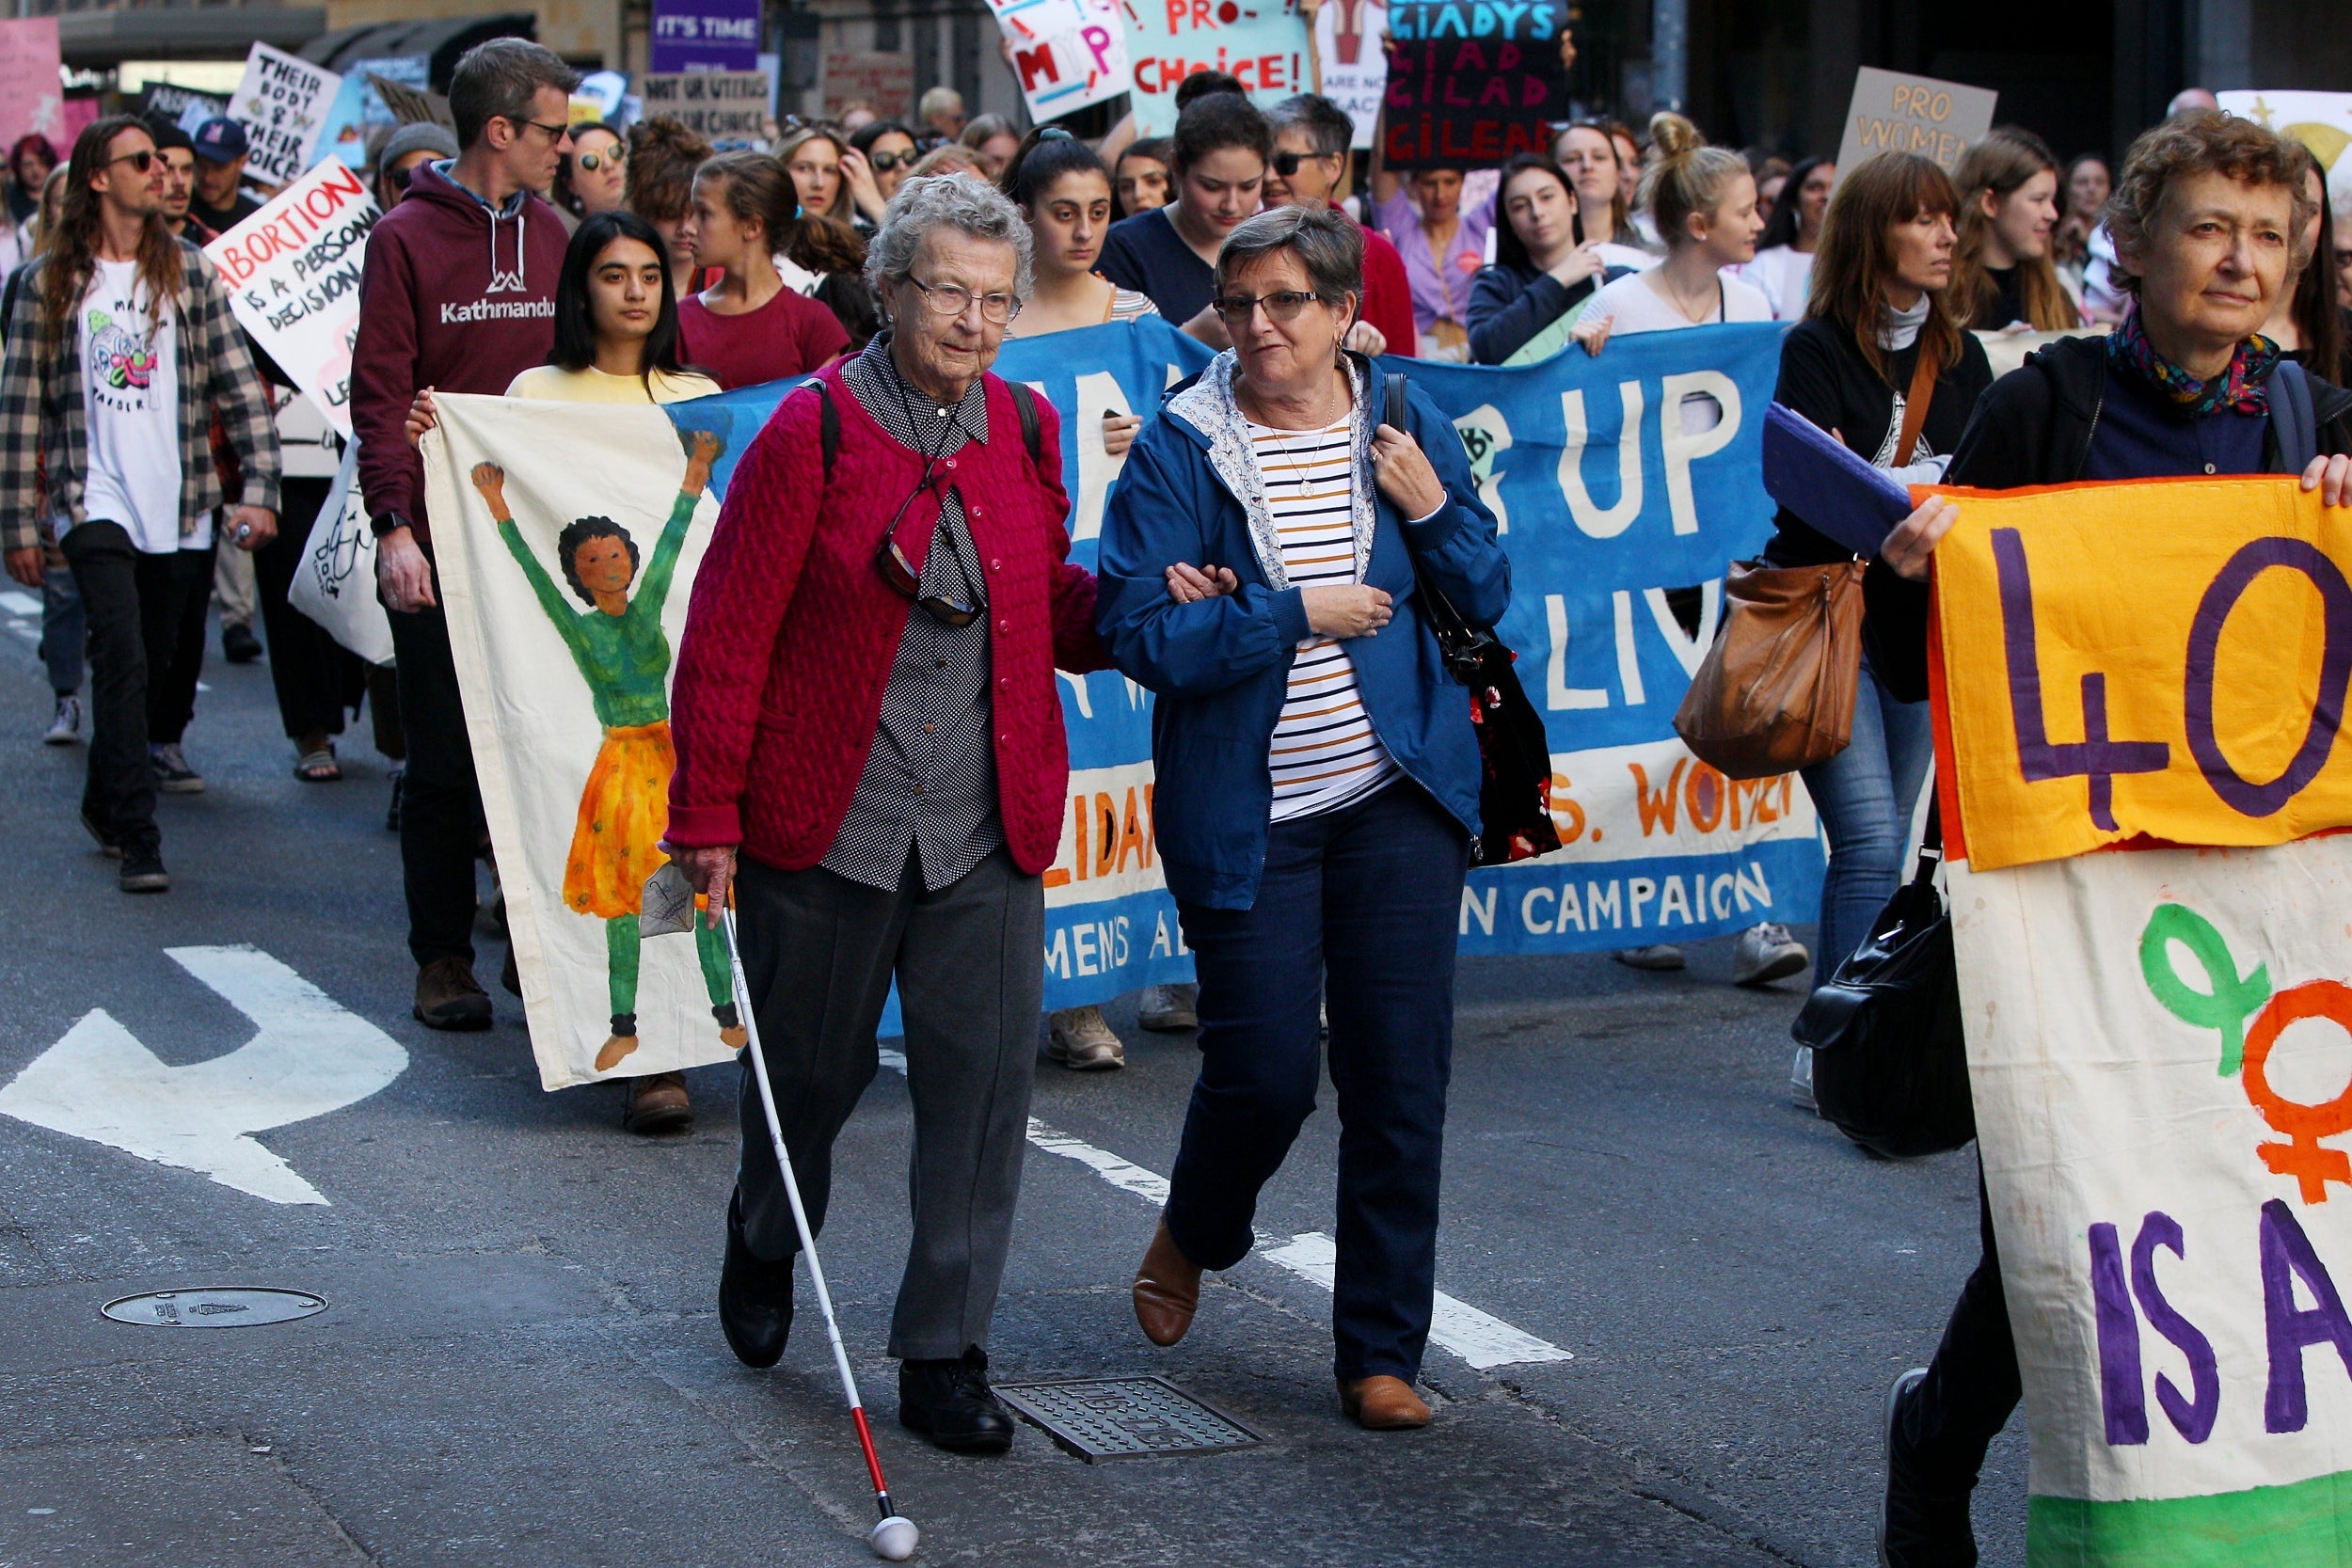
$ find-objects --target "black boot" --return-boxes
[898,1347,1015,1454]
[719,1191,793,1369]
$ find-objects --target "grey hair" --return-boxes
[1213,203,1363,308]
[864,172,1036,303]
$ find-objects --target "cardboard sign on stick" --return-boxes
[1836,67,1996,182]
[231,43,345,186]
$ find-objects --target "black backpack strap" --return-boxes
[2274,359,2317,477]
[1009,379,1043,467]
[796,375,838,481]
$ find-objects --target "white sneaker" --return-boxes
[1136,983,1198,1031]
[43,693,81,746]
[1790,1045,1818,1113]
[1731,922,1808,987]
[1613,943,1685,972]
[1046,1006,1126,1069]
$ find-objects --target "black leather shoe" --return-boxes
[719,1194,793,1369]
[898,1348,1015,1454]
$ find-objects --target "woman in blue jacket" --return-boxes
[1095,204,1510,1432]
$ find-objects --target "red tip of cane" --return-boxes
[849,1405,890,1495]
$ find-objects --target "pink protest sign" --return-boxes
[0,19,64,150]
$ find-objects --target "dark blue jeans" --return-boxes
[1799,653,1933,977]
[1166,780,1469,1384]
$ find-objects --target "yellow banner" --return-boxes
[1931,476,2352,871]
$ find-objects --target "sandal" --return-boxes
[294,746,342,783]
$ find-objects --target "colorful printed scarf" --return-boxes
[2106,302,2281,417]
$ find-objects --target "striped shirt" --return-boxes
[1248,414,1398,821]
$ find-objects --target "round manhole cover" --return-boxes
[101,1288,327,1327]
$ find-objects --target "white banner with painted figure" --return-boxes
[423,400,739,1091]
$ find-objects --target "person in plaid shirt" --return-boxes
[0,115,278,894]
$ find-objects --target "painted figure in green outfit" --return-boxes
[470,431,743,1073]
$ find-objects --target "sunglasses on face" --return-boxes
[575,150,612,172]
[867,150,912,172]
[1270,150,1327,177]
[1211,289,1323,325]
[108,150,158,173]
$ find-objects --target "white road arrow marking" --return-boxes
[0,945,407,1206]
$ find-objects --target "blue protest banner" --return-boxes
[665,317,1820,1015]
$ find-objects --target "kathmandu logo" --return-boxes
[2142,904,2352,1203]
[86,309,156,390]
[438,297,555,324]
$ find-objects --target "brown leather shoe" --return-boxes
[413,957,492,1031]
[1132,1218,1202,1346]
[624,1072,692,1135]
[1339,1375,1431,1430]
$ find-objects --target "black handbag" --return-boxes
[1791,803,1976,1159]
[1385,375,1561,866]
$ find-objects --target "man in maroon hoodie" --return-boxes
[353,39,577,1029]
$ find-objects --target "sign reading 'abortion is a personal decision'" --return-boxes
[204,158,379,436]
[1381,0,1569,169]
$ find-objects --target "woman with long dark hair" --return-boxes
[517,210,719,404]
[1467,151,1619,364]
[1948,127,2082,331]
[1740,155,1834,320]
[1764,151,1992,1108]
[677,150,850,389]
[552,121,627,226]
[2265,144,2349,385]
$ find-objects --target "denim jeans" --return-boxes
[1799,653,1932,978]
[40,562,84,694]
[1166,780,1469,1383]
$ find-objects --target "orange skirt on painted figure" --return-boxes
[564,721,675,920]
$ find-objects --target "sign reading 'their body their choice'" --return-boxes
[1120,0,1311,135]
[1835,67,1997,182]
[204,158,380,437]
[1380,0,1570,170]
[231,43,344,186]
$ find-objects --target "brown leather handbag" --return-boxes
[1673,353,1936,780]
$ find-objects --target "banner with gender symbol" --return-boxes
[1932,477,2352,1563]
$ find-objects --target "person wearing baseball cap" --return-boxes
[189,117,260,235]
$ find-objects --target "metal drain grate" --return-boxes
[102,1288,327,1327]
[993,1376,1262,1462]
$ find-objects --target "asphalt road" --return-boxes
[0,601,2026,1568]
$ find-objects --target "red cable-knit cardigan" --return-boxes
[666,360,1112,873]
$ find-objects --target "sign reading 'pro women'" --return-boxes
[1933,478,2352,1563]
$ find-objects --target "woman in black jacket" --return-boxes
[1867,111,2352,1568]
[1466,153,1627,364]
[1766,152,1991,1105]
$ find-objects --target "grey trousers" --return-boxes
[732,844,1043,1362]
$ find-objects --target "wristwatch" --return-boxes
[369,511,410,539]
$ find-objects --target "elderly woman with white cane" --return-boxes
[661,173,1110,1454]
